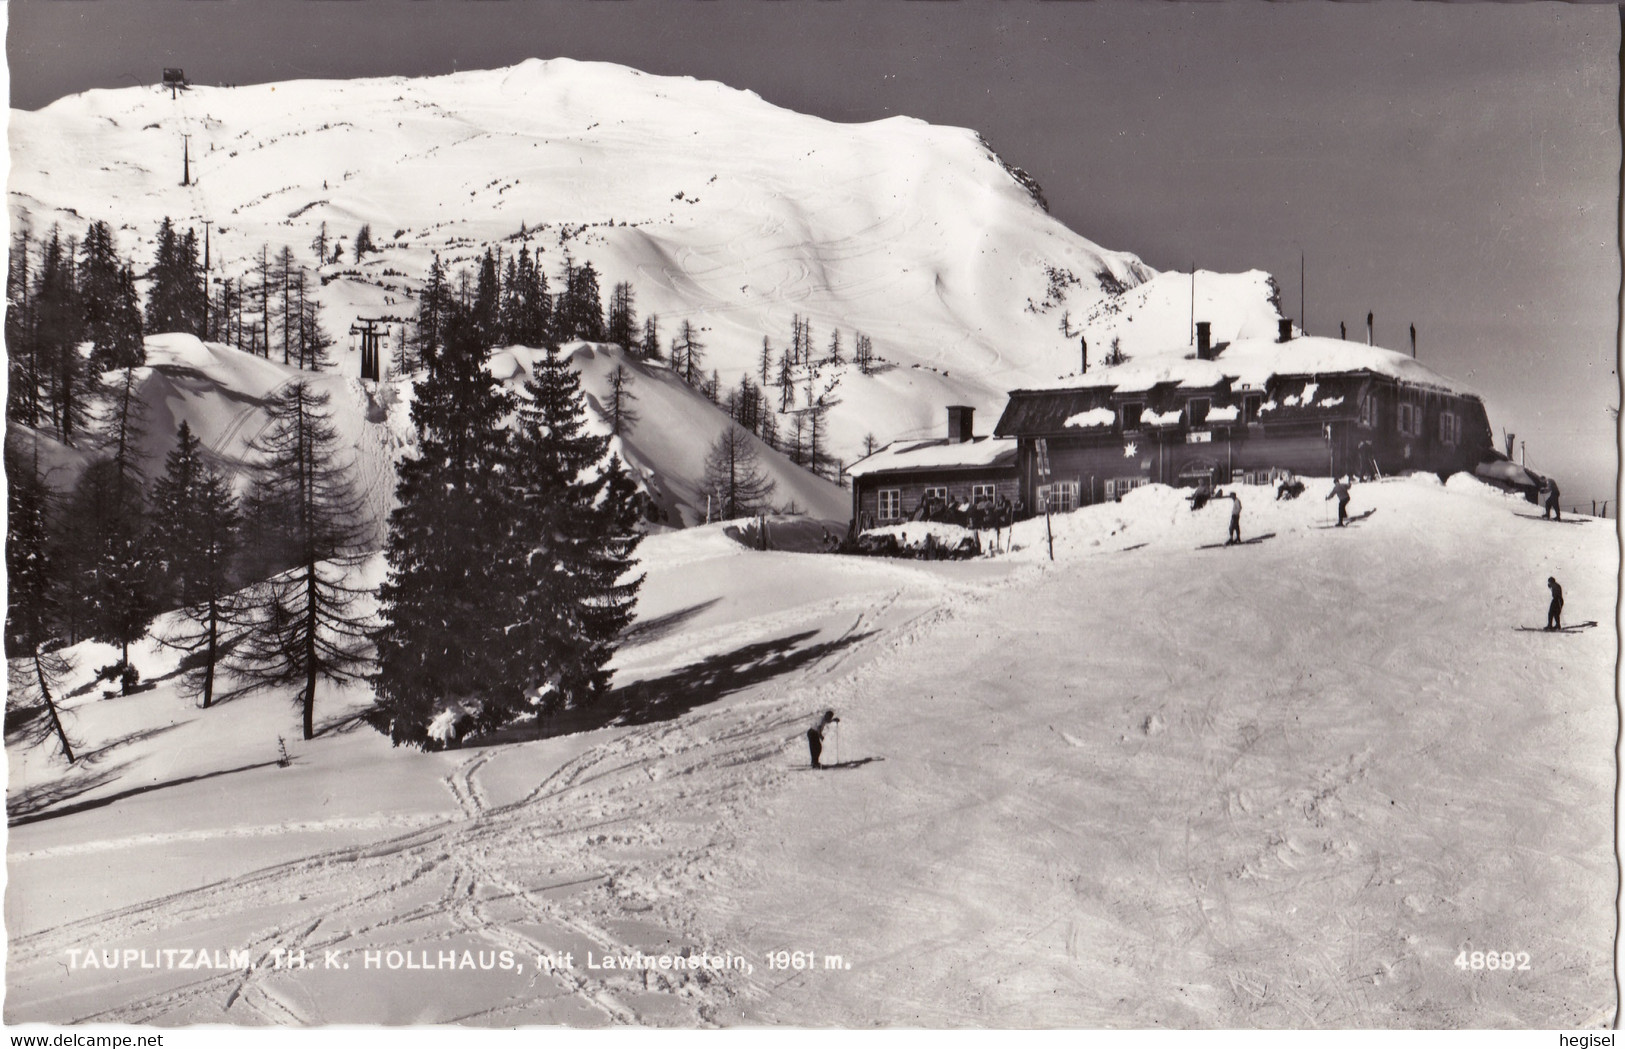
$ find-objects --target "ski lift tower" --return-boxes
[163,68,188,99]
[350,317,388,382]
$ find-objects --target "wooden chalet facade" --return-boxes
[993,323,1493,513]
[847,406,1019,531]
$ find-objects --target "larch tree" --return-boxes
[5,447,78,763]
[606,362,639,437]
[702,424,777,520]
[606,281,637,350]
[235,379,370,739]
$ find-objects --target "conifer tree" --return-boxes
[606,362,638,436]
[472,248,502,346]
[35,227,90,443]
[760,408,779,451]
[504,343,642,719]
[353,223,376,261]
[776,348,795,412]
[759,336,772,386]
[640,314,661,361]
[827,328,843,366]
[7,229,41,427]
[606,281,637,349]
[66,458,157,690]
[412,253,450,369]
[235,379,370,739]
[372,307,518,746]
[855,332,875,375]
[275,245,298,365]
[702,424,777,520]
[80,221,144,371]
[293,269,334,370]
[671,320,704,386]
[148,422,244,707]
[5,449,77,763]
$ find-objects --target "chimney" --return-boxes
[1277,318,1293,343]
[1195,322,1212,360]
[946,405,975,444]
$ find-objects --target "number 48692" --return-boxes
[1455,951,1530,971]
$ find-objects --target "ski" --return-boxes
[1514,513,1589,524]
[1514,621,1598,633]
[1197,532,1276,550]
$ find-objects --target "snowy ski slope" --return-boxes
[6,475,1614,1026]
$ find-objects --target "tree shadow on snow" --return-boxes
[488,627,877,743]
[9,758,286,828]
[8,766,125,825]
[618,598,722,648]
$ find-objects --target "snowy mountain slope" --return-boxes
[8,59,1286,459]
[9,332,849,545]
[498,342,849,526]
[6,475,1613,1026]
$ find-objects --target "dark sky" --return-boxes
[8,1,1620,502]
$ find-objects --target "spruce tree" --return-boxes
[81,221,144,371]
[235,379,370,739]
[505,343,642,718]
[36,228,89,443]
[66,457,157,689]
[371,307,518,747]
[472,248,502,346]
[412,253,449,369]
[8,229,40,427]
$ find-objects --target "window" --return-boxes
[1187,398,1210,426]
[1439,410,1459,445]
[1120,401,1144,431]
[971,483,996,504]
[1105,477,1149,501]
[923,485,948,503]
[1039,481,1079,513]
[878,489,901,520]
[1244,394,1262,423]
[1397,402,1420,437]
[1359,395,1379,429]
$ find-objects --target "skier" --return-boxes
[1327,477,1352,526]
[1546,577,1564,631]
[807,709,839,768]
[1541,478,1563,521]
[1276,475,1305,500]
[1226,492,1242,545]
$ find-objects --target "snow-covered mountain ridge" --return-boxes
[9,58,1288,462]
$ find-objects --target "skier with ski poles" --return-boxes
[807,709,840,769]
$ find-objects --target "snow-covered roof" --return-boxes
[1019,335,1478,399]
[1063,407,1117,429]
[847,435,1017,478]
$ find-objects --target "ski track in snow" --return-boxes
[6,477,1616,1027]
